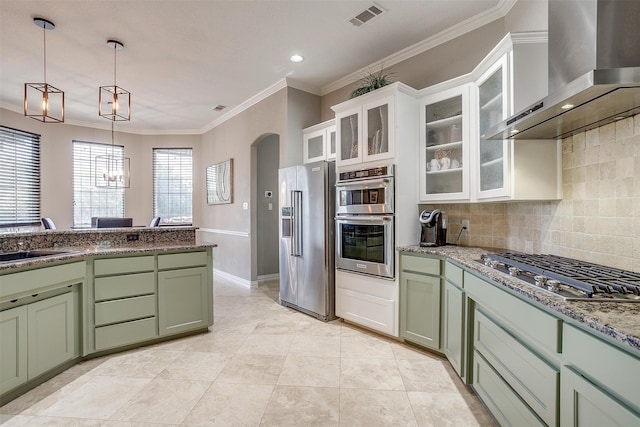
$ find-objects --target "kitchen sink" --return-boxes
[0,249,77,263]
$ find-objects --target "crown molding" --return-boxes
[320,0,519,96]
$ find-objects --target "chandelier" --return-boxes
[95,121,131,188]
[24,18,64,123]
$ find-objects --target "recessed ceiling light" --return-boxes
[614,116,626,121]
[510,129,520,134]
[561,103,574,110]
[290,54,303,63]
[213,105,226,111]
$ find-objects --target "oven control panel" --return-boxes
[339,165,392,181]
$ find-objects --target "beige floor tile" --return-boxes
[0,414,105,426]
[253,318,300,335]
[186,332,249,353]
[339,389,417,426]
[278,356,340,388]
[39,376,151,419]
[182,383,274,426]
[209,316,259,334]
[109,378,209,424]
[215,354,286,385]
[340,334,395,359]
[396,359,459,393]
[288,334,341,357]
[260,385,339,427]
[158,351,232,381]
[390,341,444,361]
[296,318,343,336]
[237,334,294,355]
[87,349,181,378]
[408,392,496,427]
[340,358,405,390]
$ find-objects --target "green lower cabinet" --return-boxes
[0,306,28,394]
[27,292,76,379]
[399,271,442,350]
[560,366,640,426]
[158,266,209,336]
[443,281,464,377]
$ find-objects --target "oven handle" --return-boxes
[335,177,391,186]
[335,215,393,223]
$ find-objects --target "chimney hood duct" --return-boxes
[486,0,640,140]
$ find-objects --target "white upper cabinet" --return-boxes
[333,83,416,168]
[472,32,561,201]
[303,119,336,164]
[417,32,561,203]
[419,84,472,202]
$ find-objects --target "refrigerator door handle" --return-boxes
[292,190,303,257]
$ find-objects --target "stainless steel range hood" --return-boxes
[486,0,640,140]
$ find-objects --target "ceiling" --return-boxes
[0,0,509,134]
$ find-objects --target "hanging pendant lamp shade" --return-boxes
[95,122,131,188]
[99,40,130,121]
[24,17,64,123]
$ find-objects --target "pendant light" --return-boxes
[95,121,131,188]
[24,17,64,123]
[99,40,130,121]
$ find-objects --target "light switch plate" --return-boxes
[243,202,248,210]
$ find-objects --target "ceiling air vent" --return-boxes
[349,4,384,26]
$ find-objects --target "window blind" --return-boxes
[153,148,193,225]
[0,126,41,227]
[72,140,125,227]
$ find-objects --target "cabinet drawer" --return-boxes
[475,309,558,426]
[1,261,85,299]
[95,317,156,351]
[473,351,544,427]
[465,271,561,356]
[158,251,207,270]
[400,254,441,276]
[563,324,640,410]
[95,295,156,326]
[94,256,154,276]
[445,261,463,287]
[94,272,155,301]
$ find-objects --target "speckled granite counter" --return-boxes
[0,227,216,273]
[397,245,640,353]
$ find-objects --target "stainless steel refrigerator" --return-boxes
[279,161,336,321]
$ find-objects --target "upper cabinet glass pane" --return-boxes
[424,95,463,195]
[340,113,359,161]
[308,135,324,159]
[366,104,388,156]
[478,68,504,192]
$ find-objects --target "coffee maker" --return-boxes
[419,209,446,247]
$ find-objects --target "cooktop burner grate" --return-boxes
[480,253,640,301]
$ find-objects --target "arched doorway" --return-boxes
[250,133,280,284]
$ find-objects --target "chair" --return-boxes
[41,217,56,230]
[95,217,133,228]
[149,216,161,227]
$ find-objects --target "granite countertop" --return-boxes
[0,243,217,273]
[397,245,640,353]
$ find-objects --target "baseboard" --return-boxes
[256,273,279,283]
[213,269,252,287]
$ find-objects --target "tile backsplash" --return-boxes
[423,113,640,272]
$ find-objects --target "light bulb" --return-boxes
[112,94,119,114]
[42,92,49,113]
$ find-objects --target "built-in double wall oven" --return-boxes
[335,165,395,279]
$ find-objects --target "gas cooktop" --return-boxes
[479,252,640,302]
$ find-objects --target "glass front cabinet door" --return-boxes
[419,84,471,201]
[475,54,509,199]
[303,119,336,164]
[335,94,395,167]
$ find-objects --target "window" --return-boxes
[0,126,41,227]
[72,141,125,227]
[153,148,193,225]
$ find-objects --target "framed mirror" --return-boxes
[206,159,233,204]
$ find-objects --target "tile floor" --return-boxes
[0,276,496,426]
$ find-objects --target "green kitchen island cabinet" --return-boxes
[0,262,84,400]
[158,251,212,336]
[399,253,443,351]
